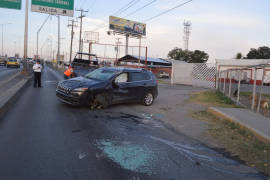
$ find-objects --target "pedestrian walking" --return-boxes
[33,60,42,88]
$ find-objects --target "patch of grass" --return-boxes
[157,79,170,84]
[191,111,270,176]
[240,92,270,99]
[189,91,239,108]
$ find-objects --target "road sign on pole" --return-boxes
[0,0,21,10]
[31,0,74,17]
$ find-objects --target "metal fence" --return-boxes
[217,64,270,116]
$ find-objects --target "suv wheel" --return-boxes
[142,92,154,106]
[88,93,109,109]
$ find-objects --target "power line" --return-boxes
[123,0,157,18]
[88,0,139,32]
[117,0,141,16]
[89,0,150,32]
[144,0,193,22]
[76,0,82,8]
[113,0,137,15]
[79,0,88,9]
[86,0,97,15]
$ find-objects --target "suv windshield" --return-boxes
[84,68,117,81]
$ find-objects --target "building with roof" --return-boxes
[117,55,172,78]
[117,55,172,67]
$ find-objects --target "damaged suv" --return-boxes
[56,67,158,108]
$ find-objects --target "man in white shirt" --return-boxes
[33,60,42,88]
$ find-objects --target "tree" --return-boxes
[190,50,209,63]
[167,48,191,62]
[246,46,270,59]
[235,53,242,59]
[168,47,209,63]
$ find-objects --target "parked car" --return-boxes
[0,56,7,66]
[56,67,158,108]
[7,58,20,68]
[158,71,170,79]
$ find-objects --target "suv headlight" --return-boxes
[73,87,88,92]
[72,87,88,96]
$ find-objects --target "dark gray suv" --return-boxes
[56,67,158,109]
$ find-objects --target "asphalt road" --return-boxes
[0,65,22,82]
[0,65,267,180]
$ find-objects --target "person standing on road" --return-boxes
[33,60,42,88]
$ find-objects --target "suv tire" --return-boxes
[142,91,154,106]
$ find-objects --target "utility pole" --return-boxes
[76,9,88,57]
[24,0,29,59]
[125,34,129,55]
[68,19,77,64]
[138,36,141,66]
[115,38,121,62]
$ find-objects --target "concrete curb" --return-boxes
[207,107,270,143]
[0,77,31,120]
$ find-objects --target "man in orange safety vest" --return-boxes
[64,65,74,79]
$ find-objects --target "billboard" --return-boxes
[0,0,21,10]
[31,0,74,17]
[109,16,146,36]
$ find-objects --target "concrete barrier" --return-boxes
[0,77,31,120]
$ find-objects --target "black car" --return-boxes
[56,67,158,108]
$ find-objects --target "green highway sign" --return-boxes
[0,0,21,10]
[31,0,74,17]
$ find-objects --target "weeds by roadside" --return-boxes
[189,91,239,108]
[240,92,270,99]
[191,111,270,176]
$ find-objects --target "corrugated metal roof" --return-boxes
[133,55,171,64]
[216,59,270,66]
[165,59,187,63]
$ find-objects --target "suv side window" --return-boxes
[115,73,128,83]
[129,72,151,82]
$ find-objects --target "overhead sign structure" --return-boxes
[31,0,74,17]
[0,0,21,10]
[109,16,146,36]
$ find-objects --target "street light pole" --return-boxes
[36,15,51,57]
[1,23,11,56]
[1,24,3,56]
[24,0,29,59]
[57,15,60,63]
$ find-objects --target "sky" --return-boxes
[0,0,270,63]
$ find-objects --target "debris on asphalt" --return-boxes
[96,140,154,175]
